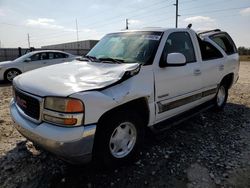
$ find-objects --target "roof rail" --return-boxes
[197,29,221,36]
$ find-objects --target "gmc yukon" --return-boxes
[10,28,239,166]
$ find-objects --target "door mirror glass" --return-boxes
[24,57,31,62]
[166,53,186,66]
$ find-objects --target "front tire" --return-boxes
[94,111,144,168]
[4,69,21,82]
[213,84,228,111]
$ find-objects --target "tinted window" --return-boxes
[30,53,40,61]
[210,34,237,55]
[48,52,54,59]
[161,32,196,64]
[40,52,48,60]
[197,36,223,61]
[54,53,68,59]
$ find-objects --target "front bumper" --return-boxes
[10,99,96,164]
[0,68,5,80]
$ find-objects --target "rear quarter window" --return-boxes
[54,53,69,59]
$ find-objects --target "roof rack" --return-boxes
[197,29,221,36]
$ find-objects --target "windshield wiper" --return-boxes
[98,57,124,64]
[84,55,99,62]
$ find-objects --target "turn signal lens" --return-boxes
[44,114,78,126]
[64,118,77,125]
[66,99,84,113]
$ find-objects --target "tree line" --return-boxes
[238,47,250,55]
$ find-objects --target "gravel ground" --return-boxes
[0,62,250,188]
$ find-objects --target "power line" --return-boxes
[182,6,249,16]
[0,0,171,40]
[30,5,248,45]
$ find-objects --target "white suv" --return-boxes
[10,28,239,166]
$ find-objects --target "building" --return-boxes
[42,40,98,51]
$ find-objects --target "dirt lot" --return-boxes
[0,62,250,188]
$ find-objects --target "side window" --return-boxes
[30,53,40,61]
[48,52,54,59]
[161,32,196,64]
[197,36,223,61]
[54,53,68,59]
[40,52,48,60]
[210,34,237,55]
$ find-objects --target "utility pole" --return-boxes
[126,19,129,30]
[0,40,1,48]
[75,19,80,54]
[174,0,179,28]
[76,19,79,43]
[27,33,30,48]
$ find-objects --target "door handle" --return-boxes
[193,69,201,76]
[219,65,224,71]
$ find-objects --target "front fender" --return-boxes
[70,67,155,125]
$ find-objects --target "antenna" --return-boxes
[187,23,192,29]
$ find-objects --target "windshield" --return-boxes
[87,31,162,65]
[13,52,33,62]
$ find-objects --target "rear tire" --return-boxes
[213,84,228,111]
[94,110,145,168]
[4,69,21,82]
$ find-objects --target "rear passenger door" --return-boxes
[54,52,70,63]
[198,38,225,91]
[46,52,70,66]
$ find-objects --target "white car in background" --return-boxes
[0,50,76,82]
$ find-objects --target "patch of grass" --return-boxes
[240,55,250,61]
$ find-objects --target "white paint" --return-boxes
[12,28,239,127]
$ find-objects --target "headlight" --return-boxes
[44,97,84,113]
[43,97,84,126]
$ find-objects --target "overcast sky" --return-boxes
[0,0,250,48]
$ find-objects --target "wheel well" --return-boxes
[98,97,150,127]
[221,73,234,89]
[4,68,22,78]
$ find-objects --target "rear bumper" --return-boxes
[10,99,96,164]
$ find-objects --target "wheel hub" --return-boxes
[109,122,137,158]
[217,86,226,106]
[7,70,19,81]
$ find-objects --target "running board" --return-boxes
[151,101,214,135]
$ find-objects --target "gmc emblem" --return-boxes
[16,96,27,108]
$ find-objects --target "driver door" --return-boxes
[23,52,47,72]
[154,31,203,123]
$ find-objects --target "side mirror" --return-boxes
[24,58,31,62]
[166,53,186,66]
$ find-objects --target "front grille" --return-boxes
[15,89,40,120]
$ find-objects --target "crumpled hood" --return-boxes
[0,61,12,66]
[14,60,140,97]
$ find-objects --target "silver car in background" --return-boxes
[0,50,76,82]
